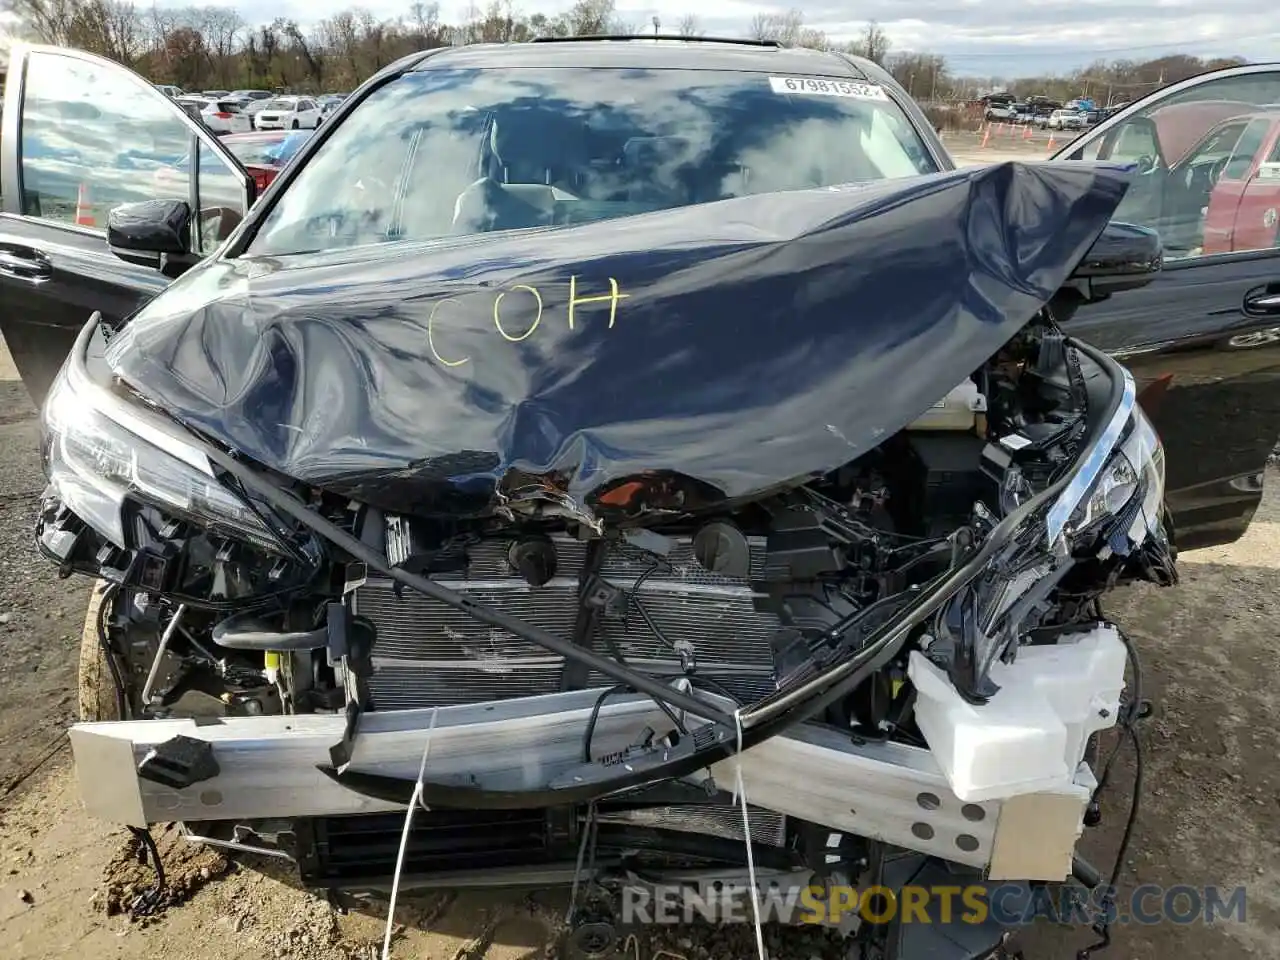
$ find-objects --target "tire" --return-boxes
[78,580,123,722]
[291,118,299,130]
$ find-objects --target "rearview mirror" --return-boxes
[1053,222,1163,314]
[107,199,193,264]
[1072,221,1162,291]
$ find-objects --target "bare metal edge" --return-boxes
[69,686,1093,881]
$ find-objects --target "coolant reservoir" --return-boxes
[909,380,987,432]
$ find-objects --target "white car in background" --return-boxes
[253,96,322,130]
[175,96,253,134]
[1041,109,1088,131]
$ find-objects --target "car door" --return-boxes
[1054,64,1280,549]
[0,44,253,405]
[297,99,319,128]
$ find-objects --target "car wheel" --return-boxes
[291,118,299,130]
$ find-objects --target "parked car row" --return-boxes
[152,84,349,134]
[984,99,1127,129]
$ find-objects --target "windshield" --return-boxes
[262,99,295,111]
[248,67,937,256]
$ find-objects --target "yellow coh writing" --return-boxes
[567,276,630,331]
[427,276,627,368]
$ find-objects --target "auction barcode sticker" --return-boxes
[769,76,889,100]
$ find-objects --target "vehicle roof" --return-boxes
[407,38,873,79]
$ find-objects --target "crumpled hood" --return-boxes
[105,160,1131,520]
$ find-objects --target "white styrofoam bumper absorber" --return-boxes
[908,623,1126,803]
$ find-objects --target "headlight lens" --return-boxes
[1068,406,1166,548]
[42,365,289,555]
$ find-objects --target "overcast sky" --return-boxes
[268,0,1278,75]
[4,0,1277,76]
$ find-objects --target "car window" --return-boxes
[1106,121,1161,163]
[1185,122,1248,167]
[1223,119,1271,180]
[223,137,286,166]
[195,139,249,254]
[1071,70,1280,261]
[298,100,315,111]
[19,52,193,230]
[263,99,294,111]
[249,67,938,257]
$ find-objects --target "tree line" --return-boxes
[0,0,1251,108]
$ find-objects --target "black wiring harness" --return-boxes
[1077,622,1149,960]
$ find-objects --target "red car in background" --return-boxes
[1202,112,1280,254]
[221,130,313,193]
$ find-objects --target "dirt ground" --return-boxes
[0,328,1277,960]
[941,127,1083,167]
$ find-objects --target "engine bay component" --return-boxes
[908,380,988,433]
[909,623,1126,801]
[692,520,752,578]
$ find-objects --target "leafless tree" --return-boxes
[748,9,826,49]
[846,19,890,64]
[676,13,703,38]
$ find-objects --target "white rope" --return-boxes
[381,706,439,960]
[732,708,768,960]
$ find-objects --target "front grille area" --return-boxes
[297,803,791,886]
[355,536,781,710]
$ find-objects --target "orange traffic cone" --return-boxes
[75,183,95,228]
[980,125,991,149]
[1022,124,1032,140]
[1045,132,1057,153]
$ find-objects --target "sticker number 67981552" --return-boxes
[768,76,889,100]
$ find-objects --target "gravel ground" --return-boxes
[0,327,1277,960]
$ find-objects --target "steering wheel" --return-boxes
[1133,154,1157,175]
[1207,156,1231,185]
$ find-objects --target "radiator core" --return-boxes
[353,536,782,710]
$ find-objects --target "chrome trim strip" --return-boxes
[1044,365,1136,546]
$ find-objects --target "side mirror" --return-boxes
[1053,222,1163,316]
[107,199,192,267]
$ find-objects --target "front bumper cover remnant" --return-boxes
[69,686,1095,882]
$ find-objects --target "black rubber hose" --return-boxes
[211,612,328,650]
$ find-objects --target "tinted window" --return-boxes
[249,67,936,256]
[20,52,192,229]
[263,99,295,111]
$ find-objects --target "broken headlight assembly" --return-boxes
[39,320,303,563]
[942,362,1169,701]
